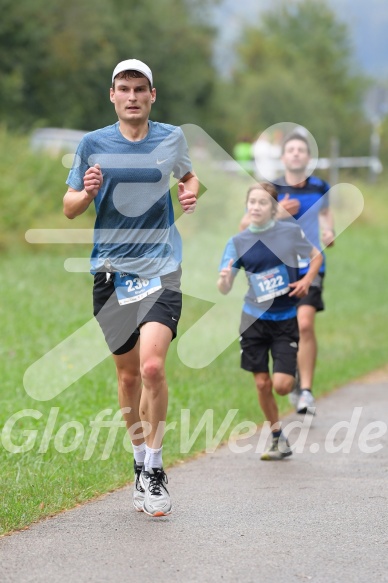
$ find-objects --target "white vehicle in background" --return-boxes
[30,128,86,156]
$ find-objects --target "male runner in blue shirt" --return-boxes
[63,59,199,516]
[276,133,334,414]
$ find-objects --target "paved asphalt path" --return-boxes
[1,375,387,583]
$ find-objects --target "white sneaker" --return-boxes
[297,390,316,415]
[140,468,172,517]
[261,433,293,461]
[133,461,145,512]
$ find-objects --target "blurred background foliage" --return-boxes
[0,0,218,131]
[0,0,385,156]
[221,1,371,154]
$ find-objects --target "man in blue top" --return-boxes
[276,133,335,414]
[219,183,322,460]
[63,59,199,516]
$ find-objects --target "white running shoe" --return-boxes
[261,433,293,461]
[133,461,145,512]
[140,468,172,517]
[297,390,316,415]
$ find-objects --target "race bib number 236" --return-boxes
[114,273,162,305]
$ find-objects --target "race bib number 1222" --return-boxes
[250,264,290,303]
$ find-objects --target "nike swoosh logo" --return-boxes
[156,158,168,165]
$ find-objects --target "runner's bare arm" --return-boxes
[289,246,323,298]
[217,259,235,294]
[63,164,103,219]
[319,206,335,247]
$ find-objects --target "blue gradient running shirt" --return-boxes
[66,121,192,278]
[276,176,330,275]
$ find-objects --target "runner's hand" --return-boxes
[178,182,197,213]
[322,229,335,247]
[218,259,234,292]
[277,194,300,218]
[289,276,310,298]
[84,164,103,198]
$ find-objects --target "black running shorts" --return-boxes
[93,268,182,355]
[239,311,299,376]
[298,273,325,312]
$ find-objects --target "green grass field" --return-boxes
[1,130,387,534]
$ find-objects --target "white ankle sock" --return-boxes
[145,445,163,470]
[132,442,146,465]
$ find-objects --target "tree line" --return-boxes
[0,0,375,155]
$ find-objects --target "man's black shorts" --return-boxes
[239,311,299,376]
[298,273,325,312]
[93,268,182,355]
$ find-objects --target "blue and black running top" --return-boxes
[276,175,330,275]
[219,222,314,321]
[66,120,192,278]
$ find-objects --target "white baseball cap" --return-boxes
[111,59,153,86]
